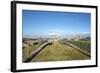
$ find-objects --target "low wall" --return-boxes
[24,41,53,62]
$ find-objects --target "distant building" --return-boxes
[49,33,60,41]
[74,35,80,41]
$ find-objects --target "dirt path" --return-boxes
[30,41,90,62]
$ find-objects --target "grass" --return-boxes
[66,40,91,53]
[22,41,46,62]
[30,41,90,62]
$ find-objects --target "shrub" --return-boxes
[33,42,39,45]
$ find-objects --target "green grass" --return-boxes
[67,40,91,53]
[31,41,90,62]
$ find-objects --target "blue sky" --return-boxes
[22,10,91,37]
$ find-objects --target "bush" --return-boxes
[33,42,39,45]
[22,46,25,49]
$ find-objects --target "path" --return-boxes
[30,41,90,62]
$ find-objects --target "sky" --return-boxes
[22,10,91,38]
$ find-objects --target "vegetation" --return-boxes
[22,40,47,62]
[22,38,91,62]
[31,41,90,62]
[66,40,91,53]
